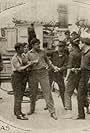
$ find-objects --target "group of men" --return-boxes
[11,29,90,121]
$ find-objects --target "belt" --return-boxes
[31,67,47,71]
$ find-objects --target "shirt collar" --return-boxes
[83,46,90,54]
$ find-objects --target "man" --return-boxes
[11,43,37,120]
[49,41,68,108]
[26,38,58,120]
[64,37,81,119]
[77,38,90,119]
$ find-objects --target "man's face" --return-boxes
[24,45,29,54]
[58,42,64,52]
[65,34,70,39]
[33,42,40,51]
[19,46,24,54]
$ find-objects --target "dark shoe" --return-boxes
[17,115,28,120]
[51,113,58,120]
[64,107,67,110]
[75,117,85,120]
[21,113,26,117]
[44,107,48,110]
[27,110,34,115]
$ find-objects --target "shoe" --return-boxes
[64,110,72,119]
[51,113,58,120]
[27,110,34,115]
[21,113,26,117]
[75,117,85,120]
[44,107,48,110]
[17,115,28,120]
[64,107,67,110]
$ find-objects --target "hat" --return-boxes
[64,30,70,35]
[53,37,59,41]
[71,31,78,36]
[70,37,80,45]
[81,38,90,45]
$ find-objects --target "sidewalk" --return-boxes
[0,83,90,133]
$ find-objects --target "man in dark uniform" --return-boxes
[77,38,90,119]
[11,43,37,120]
[64,37,81,119]
[49,41,68,108]
[26,38,58,120]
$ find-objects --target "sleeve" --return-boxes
[44,51,55,69]
[11,57,21,71]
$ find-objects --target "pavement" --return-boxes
[0,83,90,133]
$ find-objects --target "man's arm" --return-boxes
[44,51,58,71]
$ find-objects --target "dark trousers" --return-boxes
[11,72,27,116]
[49,69,54,87]
[53,72,65,107]
[77,69,90,118]
[65,71,80,110]
[28,69,55,114]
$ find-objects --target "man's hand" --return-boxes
[29,59,38,65]
[54,66,60,72]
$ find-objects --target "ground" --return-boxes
[0,83,90,133]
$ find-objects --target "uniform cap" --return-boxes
[70,37,80,45]
[71,31,78,36]
[53,37,59,41]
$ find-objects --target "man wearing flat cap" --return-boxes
[77,38,90,119]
